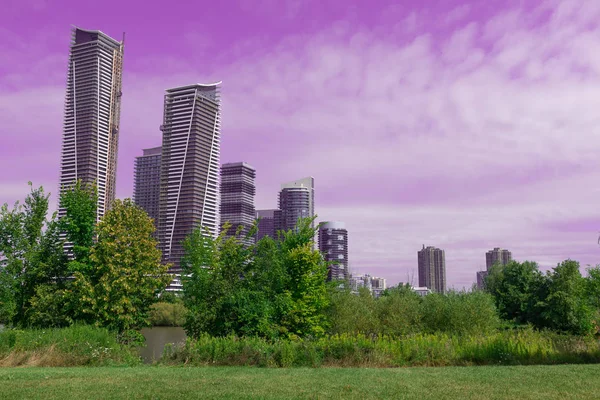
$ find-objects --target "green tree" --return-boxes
[485,260,545,324]
[585,265,600,309]
[58,180,97,266]
[73,199,171,332]
[26,181,97,327]
[327,286,379,336]
[182,217,329,339]
[538,260,594,335]
[377,285,423,336]
[0,183,68,327]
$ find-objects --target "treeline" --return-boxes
[2,182,600,344]
[486,260,600,335]
[0,182,170,337]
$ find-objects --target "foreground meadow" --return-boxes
[0,365,598,399]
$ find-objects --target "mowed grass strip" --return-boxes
[0,365,598,400]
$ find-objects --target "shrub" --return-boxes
[421,291,500,335]
[149,302,187,327]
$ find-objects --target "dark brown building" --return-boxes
[486,248,512,270]
[418,245,446,293]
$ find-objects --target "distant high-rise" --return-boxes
[417,245,446,293]
[279,177,314,232]
[348,274,387,297]
[133,146,161,230]
[220,162,256,246]
[476,270,488,290]
[256,209,282,241]
[157,83,222,272]
[59,27,124,220]
[486,248,512,270]
[318,221,348,281]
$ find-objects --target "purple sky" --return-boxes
[2,0,600,289]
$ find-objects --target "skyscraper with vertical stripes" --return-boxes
[157,83,222,272]
[133,146,161,231]
[59,27,124,220]
[220,162,256,246]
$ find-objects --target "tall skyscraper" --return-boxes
[133,146,161,229]
[486,248,512,270]
[417,245,446,293]
[318,221,348,281]
[220,162,256,246]
[279,177,314,232]
[256,209,282,241]
[157,83,222,272]
[59,27,124,220]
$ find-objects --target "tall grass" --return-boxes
[161,329,600,367]
[0,325,140,366]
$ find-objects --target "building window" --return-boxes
[338,235,343,240]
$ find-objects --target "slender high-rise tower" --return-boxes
[133,146,161,230]
[220,162,256,246]
[158,83,222,272]
[278,177,314,232]
[59,27,124,220]
[417,245,446,293]
[318,221,348,281]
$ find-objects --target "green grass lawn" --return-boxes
[0,364,598,399]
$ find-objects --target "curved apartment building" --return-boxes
[157,83,222,272]
[279,177,314,232]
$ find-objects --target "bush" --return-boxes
[149,302,187,327]
[421,291,500,335]
[326,287,499,337]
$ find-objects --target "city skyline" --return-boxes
[2,0,600,289]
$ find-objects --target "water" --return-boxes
[140,326,186,363]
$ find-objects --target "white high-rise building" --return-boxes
[157,83,222,272]
[59,27,124,220]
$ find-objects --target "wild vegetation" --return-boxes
[161,329,600,367]
[0,325,139,366]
